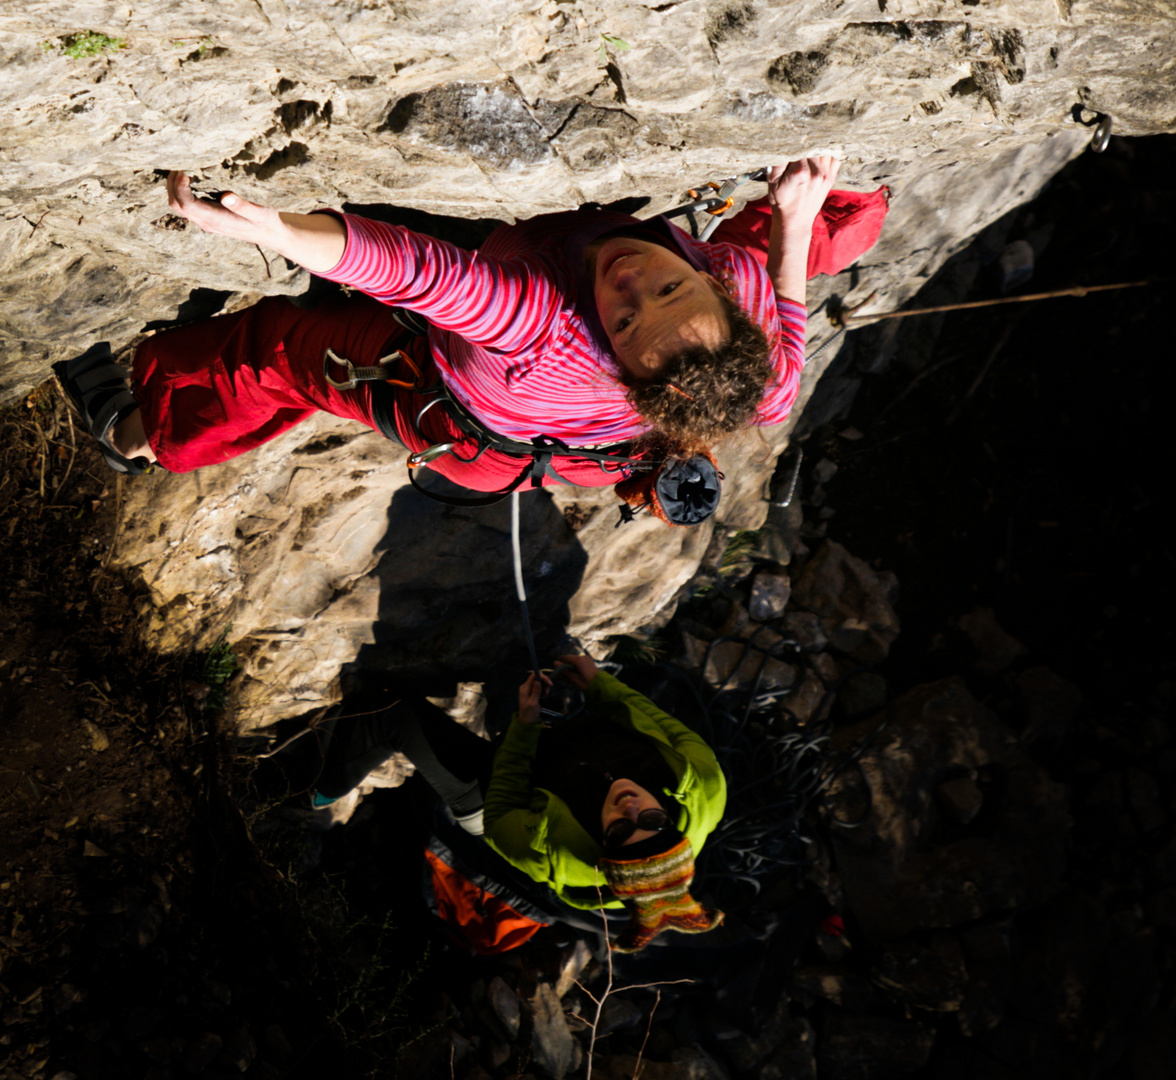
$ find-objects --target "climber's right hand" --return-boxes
[164,171,346,273]
[166,171,281,244]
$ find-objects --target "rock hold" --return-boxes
[748,569,792,622]
[487,975,521,1041]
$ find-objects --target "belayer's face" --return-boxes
[600,778,668,847]
[591,237,729,380]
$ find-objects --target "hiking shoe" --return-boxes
[454,808,485,837]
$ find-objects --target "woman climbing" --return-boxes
[305,653,726,953]
[56,158,884,520]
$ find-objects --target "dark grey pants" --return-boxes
[314,686,493,816]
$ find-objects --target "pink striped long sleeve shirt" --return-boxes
[320,209,806,446]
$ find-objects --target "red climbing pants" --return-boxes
[131,294,629,491]
[714,187,891,278]
[133,294,397,473]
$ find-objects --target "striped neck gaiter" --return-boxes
[598,836,724,953]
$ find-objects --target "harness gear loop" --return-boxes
[323,346,420,390]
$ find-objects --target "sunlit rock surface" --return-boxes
[3,1,1173,721]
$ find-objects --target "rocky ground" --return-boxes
[2,135,1175,1080]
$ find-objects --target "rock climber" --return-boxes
[55,159,885,521]
[303,653,726,953]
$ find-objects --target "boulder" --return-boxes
[825,677,1070,940]
[791,540,900,663]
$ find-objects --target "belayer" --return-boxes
[303,654,726,953]
[56,158,886,523]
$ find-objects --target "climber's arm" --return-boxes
[765,157,840,306]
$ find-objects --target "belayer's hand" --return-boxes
[517,672,552,726]
[555,653,599,691]
[166,171,280,246]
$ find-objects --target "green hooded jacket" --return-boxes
[483,671,727,910]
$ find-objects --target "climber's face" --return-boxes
[591,237,729,379]
[600,778,671,847]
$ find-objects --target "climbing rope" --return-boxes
[834,277,1163,328]
[609,631,894,899]
[510,490,543,683]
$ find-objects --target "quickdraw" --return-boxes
[323,346,421,391]
[665,167,767,241]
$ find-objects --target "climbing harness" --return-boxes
[665,167,768,240]
[404,379,651,507]
[326,339,727,522]
[321,323,658,509]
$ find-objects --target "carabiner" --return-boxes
[1091,113,1113,153]
[408,442,455,468]
[323,348,360,390]
[323,347,414,390]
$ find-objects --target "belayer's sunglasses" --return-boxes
[603,808,671,848]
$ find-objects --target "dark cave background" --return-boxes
[794,132,1176,1078]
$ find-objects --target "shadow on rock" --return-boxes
[352,475,587,707]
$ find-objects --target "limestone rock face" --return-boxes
[4,1,1172,391]
[4,1,1173,723]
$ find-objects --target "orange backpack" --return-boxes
[422,835,550,955]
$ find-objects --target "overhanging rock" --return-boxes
[3,1,1171,722]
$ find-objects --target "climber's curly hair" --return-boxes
[623,289,773,454]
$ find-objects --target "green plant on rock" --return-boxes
[611,635,667,665]
[170,36,213,58]
[719,529,763,578]
[597,32,631,66]
[49,32,127,59]
[196,626,240,713]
